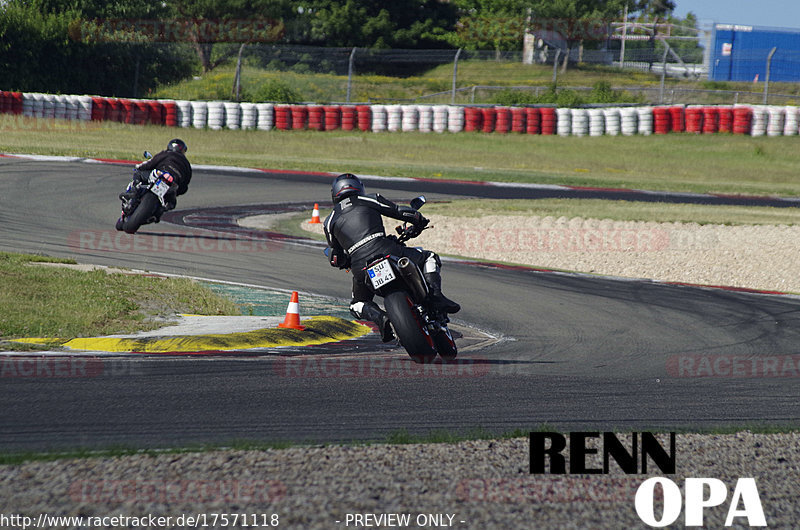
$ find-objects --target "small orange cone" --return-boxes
[309,203,321,224]
[278,291,305,330]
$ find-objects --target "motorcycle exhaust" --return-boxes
[397,257,428,305]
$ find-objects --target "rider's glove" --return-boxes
[329,248,351,270]
[413,213,430,229]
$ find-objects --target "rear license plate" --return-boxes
[367,259,396,289]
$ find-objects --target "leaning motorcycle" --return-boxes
[116,151,175,234]
[330,196,458,364]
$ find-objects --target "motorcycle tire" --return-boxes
[432,327,458,361]
[122,192,160,234]
[384,290,437,364]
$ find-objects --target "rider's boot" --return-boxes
[352,301,394,342]
[115,215,125,231]
[424,271,460,314]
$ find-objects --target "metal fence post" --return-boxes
[233,43,245,101]
[452,48,462,104]
[763,47,777,105]
[658,43,670,104]
[346,47,356,103]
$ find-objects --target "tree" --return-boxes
[166,0,294,72]
[528,0,628,71]
[445,0,530,55]
[295,0,457,49]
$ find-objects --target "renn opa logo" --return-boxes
[529,432,766,527]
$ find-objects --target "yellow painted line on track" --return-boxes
[17,317,372,353]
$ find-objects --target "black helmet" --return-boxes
[331,173,365,203]
[167,138,187,154]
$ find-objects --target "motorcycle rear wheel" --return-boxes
[384,290,437,363]
[122,192,160,234]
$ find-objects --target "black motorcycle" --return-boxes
[116,151,175,234]
[330,196,458,363]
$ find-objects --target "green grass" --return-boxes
[0,252,240,342]
[153,60,800,105]
[3,119,800,197]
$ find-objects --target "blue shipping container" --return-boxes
[710,24,800,82]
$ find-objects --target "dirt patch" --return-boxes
[299,215,800,293]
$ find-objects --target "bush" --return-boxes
[251,79,302,103]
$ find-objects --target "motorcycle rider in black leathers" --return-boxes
[116,138,192,230]
[324,173,460,342]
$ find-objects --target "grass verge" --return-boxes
[2,119,800,197]
[0,252,240,344]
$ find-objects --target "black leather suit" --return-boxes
[324,193,433,319]
[136,150,192,200]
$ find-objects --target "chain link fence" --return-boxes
[111,43,800,106]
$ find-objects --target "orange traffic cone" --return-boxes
[278,291,306,330]
[309,203,321,224]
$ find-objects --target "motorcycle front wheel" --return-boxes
[122,192,160,234]
[383,290,437,364]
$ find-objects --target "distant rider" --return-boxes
[116,138,192,230]
[324,173,460,342]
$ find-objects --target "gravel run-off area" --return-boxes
[2,433,798,529]
[4,213,800,528]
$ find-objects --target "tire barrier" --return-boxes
[653,107,671,135]
[356,105,371,131]
[480,107,496,133]
[750,106,768,137]
[732,106,752,135]
[570,108,589,137]
[307,105,324,131]
[432,105,448,133]
[400,105,418,132]
[464,106,481,132]
[556,108,572,137]
[256,103,274,130]
[3,91,797,138]
[685,106,703,134]
[290,104,307,130]
[526,107,541,134]
[239,102,257,130]
[324,105,341,131]
[371,105,387,132]
[274,105,291,131]
[718,106,733,134]
[603,108,620,136]
[588,108,604,137]
[637,106,653,135]
[176,100,192,128]
[767,106,785,137]
[784,105,799,136]
[418,105,433,133]
[494,106,511,134]
[190,101,208,129]
[540,107,556,135]
[341,105,356,131]
[223,101,241,130]
[447,106,464,133]
[669,106,685,132]
[702,106,719,134]
[620,107,638,136]
[510,107,526,133]
[386,105,402,132]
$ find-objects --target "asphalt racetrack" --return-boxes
[1,158,799,452]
